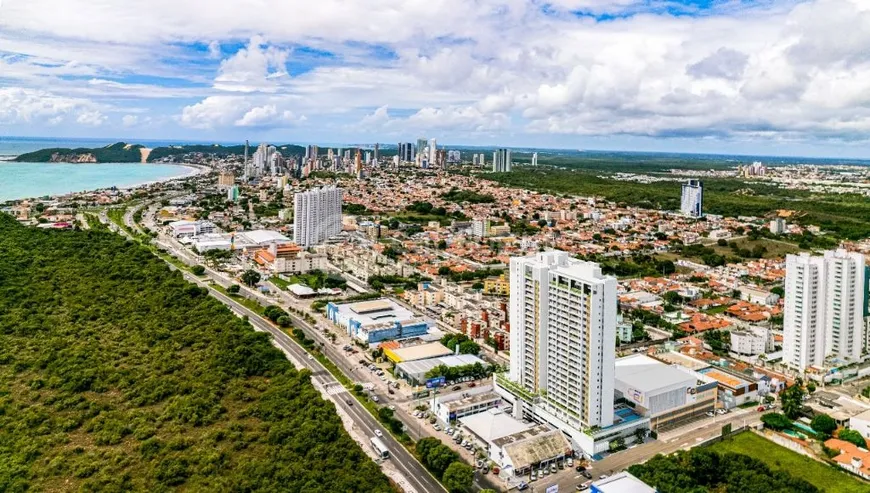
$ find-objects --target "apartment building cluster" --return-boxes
[783,249,868,372]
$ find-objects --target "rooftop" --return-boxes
[615,354,696,393]
[396,354,486,378]
[384,342,453,363]
[500,428,572,471]
[591,471,657,493]
[461,408,533,443]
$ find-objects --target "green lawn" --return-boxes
[710,432,869,493]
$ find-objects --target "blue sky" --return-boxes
[1,0,869,158]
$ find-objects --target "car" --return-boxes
[567,458,574,467]
[518,482,529,491]
[541,468,548,476]
[757,406,766,412]
[465,443,473,450]
[706,411,715,417]
[530,472,537,482]
[346,399,353,406]
[558,461,564,470]
[374,429,383,438]
[388,388,395,395]
[307,354,314,360]
[717,409,727,415]
[452,385,461,391]
[599,474,608,480]
[468,382,477,388]
[576,484,589,492]
[372,396,379,403]
[582,471,592,479]
[429,417,436,424]
[446,427,454,434]
[481,466,489,474]
[550,464,557,474]
[766,404,775,410]
[388,405,396,411]
[434,424,441,431]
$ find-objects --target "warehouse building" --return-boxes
[394,354,487,384]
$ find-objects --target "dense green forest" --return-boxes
[147,144,306,162]
[486,168,870,239]
[0,214,391,492]
[627,447,818,493]
[15,142,143,163]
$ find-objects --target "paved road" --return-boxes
[539,408,763,493]
[178,270,446,493]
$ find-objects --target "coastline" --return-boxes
[0,162,210,203]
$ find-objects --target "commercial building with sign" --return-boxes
[326,298,432,345]
[614,354,717,430]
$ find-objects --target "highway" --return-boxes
[178,270,445,493]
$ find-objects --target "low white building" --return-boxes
[730,326,774,356]
[738,286,780,306]
[169,220,217,238]
[849,408,870,441]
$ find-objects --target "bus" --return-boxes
[370,436,390,459]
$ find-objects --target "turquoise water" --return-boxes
[792,421,816,435]
[0,162,196,202]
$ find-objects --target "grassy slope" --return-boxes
[710,432,868,493]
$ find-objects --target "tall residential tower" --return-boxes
[783,250,866,371]
[680,179,703,217]
[506,251,617,431]
[293,186,343,248]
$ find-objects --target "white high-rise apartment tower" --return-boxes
[783,250,866,372]
[531,152,538,166]
[680,179,703,217]
[492,148,512,172]
[293,186,343,248]
[428,138,437,164]
[508,251,617,429]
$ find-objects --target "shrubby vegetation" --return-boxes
[415,437,472,492]
[628,447,818,493]
[0,214,390,492]
[440,188,495,204]
[441,333,480,355]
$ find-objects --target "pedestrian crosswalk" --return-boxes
[325,383,347,396]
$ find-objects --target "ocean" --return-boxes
[0,162,197,202]
[0,137,206,202]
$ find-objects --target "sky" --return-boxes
[1,0,869,157]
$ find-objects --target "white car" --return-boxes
[374,429,383,437]
[717,409,727,415]
[705,411,715,417]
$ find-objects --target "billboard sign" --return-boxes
[426,376,446,389]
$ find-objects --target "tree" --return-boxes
[781,385,806,419]
[442,462,473,493]
[227,284,240,294]
[761,412,792,431]
[241,269,261,287]
[191,265,206,275]
[837,429,867,449]
[810,414,837,437]
[438,266,451,276]
[806,381,816,393]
